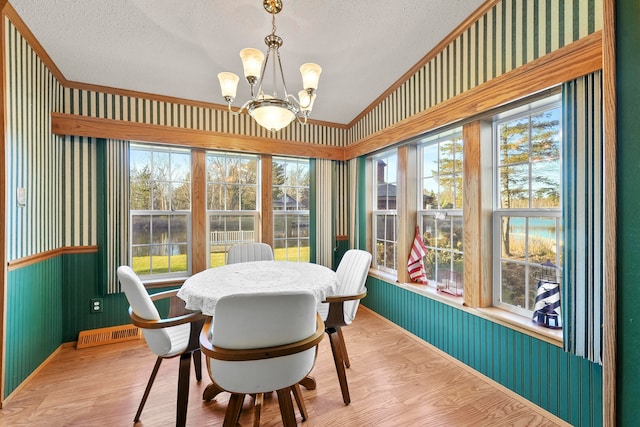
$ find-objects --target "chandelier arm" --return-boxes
[294,114,309,126]
[275,50,291,98]
[226,99,253,116]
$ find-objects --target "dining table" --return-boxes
[176,260,339,400]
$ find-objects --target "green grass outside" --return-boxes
[133,246,310,275]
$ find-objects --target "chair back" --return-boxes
[335,249,372,324]
[227,242,274,264]
[207,292,318,394]
[117,266,183,357]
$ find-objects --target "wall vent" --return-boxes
[76,324,141,349]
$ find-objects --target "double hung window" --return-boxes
[129,144,191,278]
[418,130,464,294]
[206,152,260,267]
[372,150,398,272]
[272,157,310,261]
[492,96,562,316]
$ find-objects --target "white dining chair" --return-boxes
[227,242,274,264]
[317,249,372,405]
[117,265,206,427]
[199,291,324,427]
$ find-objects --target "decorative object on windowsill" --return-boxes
[217,0,322,132]
[532,259,562,329]
[407,226,428,284]
[436,270,463,296]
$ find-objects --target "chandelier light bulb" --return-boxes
[240,48,265,82]
[300,63,322,90]
[218,72,240,101]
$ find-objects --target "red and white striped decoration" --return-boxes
[407,226,427,284]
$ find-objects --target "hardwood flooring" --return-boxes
[0,308,568,426]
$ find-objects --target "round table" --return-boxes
[177,260,338,316]
[178,260,338,401]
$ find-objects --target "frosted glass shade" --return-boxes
[298,90,316,113]
[249,103,296,132]
[218,72,240,99]
[300,63,322,90]
[240,48,265,80]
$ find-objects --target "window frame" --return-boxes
[129,143,192,279]
[205,151,261,268]
[371,149,399,273]
[417,129,464,294]
[491,95,563,317]
[272,156,311,262]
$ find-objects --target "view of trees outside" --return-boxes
[207,152,260,267]
[373,151,398,271]
[419,132,464,289]
[129,145,191,276]
[272,157,310,262]
[495,102,562,313]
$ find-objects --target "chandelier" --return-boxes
[217,0,322,132]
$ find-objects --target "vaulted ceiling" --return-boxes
[8,0,486,125]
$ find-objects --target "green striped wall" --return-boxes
[350,0,603,141]
[5,18,64,261]
[63,87,348,147]
[5,258,63,396]
[363,277,603,426]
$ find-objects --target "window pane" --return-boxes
[172,182,190,210]
[422,144,438,177]
[531,160,560,208]
[501,216,526,261]
[169,215,188,243]
[152,182,171,210]
[436,218,451,249]
[152,151,170,181]
[171,152,191,182]
[498,117,529,166]
[452,216,463,253]
[131,215,151,244]
[499,163,529,208]
[422,216,436,247]
[531,109,561,162]
[528,217,558,264]
[501,261,526,307]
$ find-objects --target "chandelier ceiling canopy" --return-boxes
[217,0,322,132]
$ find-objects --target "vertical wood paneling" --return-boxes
[363,277,603,426]
[5,258,62,396]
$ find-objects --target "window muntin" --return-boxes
[272,157,310,262]
[206,152,260,267]
[418,130,464,294]
[129,144,191,278]
[493,96,562,316]
[372,150,398,272]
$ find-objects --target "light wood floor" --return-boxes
[0,307,567,427]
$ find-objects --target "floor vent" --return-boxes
[76,324,141,349]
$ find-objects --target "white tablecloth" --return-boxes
[177,261,338,316]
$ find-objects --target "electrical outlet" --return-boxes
[91,298,103,313]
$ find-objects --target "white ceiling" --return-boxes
[8,0,486,125]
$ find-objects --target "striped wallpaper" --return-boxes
[349,0,603,142]
[63,87,348,147]
[5,18,64,262]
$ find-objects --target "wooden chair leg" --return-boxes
[176,351,192,427]
[276,388,297,427]
[337,327,351,368]
[253,393,264,427]
[192,349,202,381]
[134,357,163,422]
[223,394,245,427]
[291,383,308,421]
[203,382,225,401]
[328,328,351,405]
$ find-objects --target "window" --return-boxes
[493,96,562,316]
[129,144,191,278]
[272,157,310,261]
[418,129,464,295]
[372,150,398,272]
[207,152,260,267]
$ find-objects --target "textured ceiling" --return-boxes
[8,0,486,125]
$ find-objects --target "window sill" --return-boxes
[367,269,563,347]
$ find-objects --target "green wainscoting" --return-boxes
[5,258,63,397]
[362,276,603,426]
